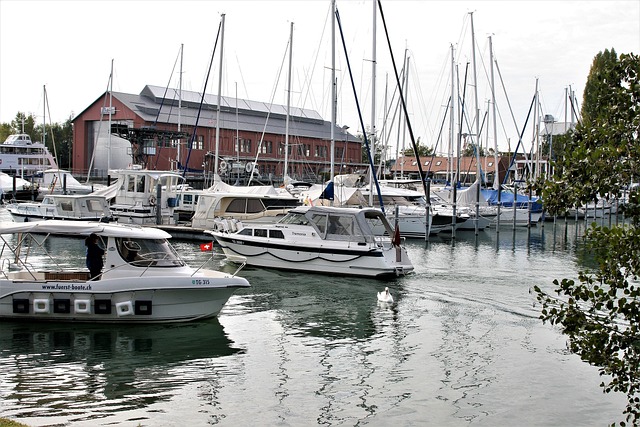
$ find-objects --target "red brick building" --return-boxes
[72,85,363,183]
[392,155,512,185]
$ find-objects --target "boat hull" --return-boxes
[214,234,412,278]
[0,275,249,323]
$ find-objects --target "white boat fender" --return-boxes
[115,301,134,317]
[74,299,92,314]
[33,298,51,314]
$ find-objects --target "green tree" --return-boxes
[534,51,640,426]
[402,137,434,157]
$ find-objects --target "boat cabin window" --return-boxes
[226,198,246,214]
[310,213,328,234]
[86,199,104,212]
[263,199,300,210]
[126,176,135,192]
[59,201,73,212]
[278,211,309,225]
[246,199,265,214]
[269,229,285,239]
[238,228,253,236]
[254,229,267,238]
[137,176,146,193]
[116,238,184,267]
[324,214,365,242]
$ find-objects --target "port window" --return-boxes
[269,229,284,239]
[254,229,267,238]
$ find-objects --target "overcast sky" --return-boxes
[1,0,638,153]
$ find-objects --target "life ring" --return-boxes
[219,160,228,172]
[148,195,157,206]
[245,162,254,173]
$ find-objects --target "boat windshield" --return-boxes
[278,211,309,225]
[116,238,184,267]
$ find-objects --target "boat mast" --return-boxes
[284,21,293,185]
[489,36,499,190]
[330,0,336,184]
[401,52,409,178]
[369,0,377,207]
[108,59,113,173]
[214,13,225,184]
[448,44,455,186]
[470,12,481,181]
[177,44,183,170]
[470,13,481,234]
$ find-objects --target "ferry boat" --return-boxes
[0,133,58,178]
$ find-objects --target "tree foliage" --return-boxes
[402,137,434,157]
[534,50,640,426]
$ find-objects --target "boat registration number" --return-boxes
[192,279,211,285]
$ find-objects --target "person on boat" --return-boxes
[85,233,105,280]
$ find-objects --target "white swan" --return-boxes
[377,287,394,303]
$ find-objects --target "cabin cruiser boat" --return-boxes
[5,194,113,222]
[0,220,250,322]
[190,180,301,229]
[209,205,414,278]
[108,168,184,225]
[0,133,58,178]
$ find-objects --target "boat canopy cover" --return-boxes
[0,172,33,191]
[303,184,368,207]
[90,180,120,200]
[207,181,287,197]
[0,220,171,239]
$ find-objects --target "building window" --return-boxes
[488,162,494,167]
[260,140,273,154]
[412,161,417,166]
[336,147,344,159]
[315,146,327,158]
[240,138,252,153]
[196,135,204,150]
[435,161,442,166]
[424,160,430,166]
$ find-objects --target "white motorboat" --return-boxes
[6,194,113,222]
[0,220,250,322]
[209,205,414,278]
[0,133,58,178]
[189,180,301,228]
[108,168,184,225]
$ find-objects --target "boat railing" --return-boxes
[191,251,246,277]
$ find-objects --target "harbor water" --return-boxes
[0,214,628,426]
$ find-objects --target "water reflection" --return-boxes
[0,320,242,422]
[231,266,391,341]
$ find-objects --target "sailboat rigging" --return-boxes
[334,6,385,214]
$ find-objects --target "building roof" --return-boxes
[80,85,359,143]
[392,155,509,174]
